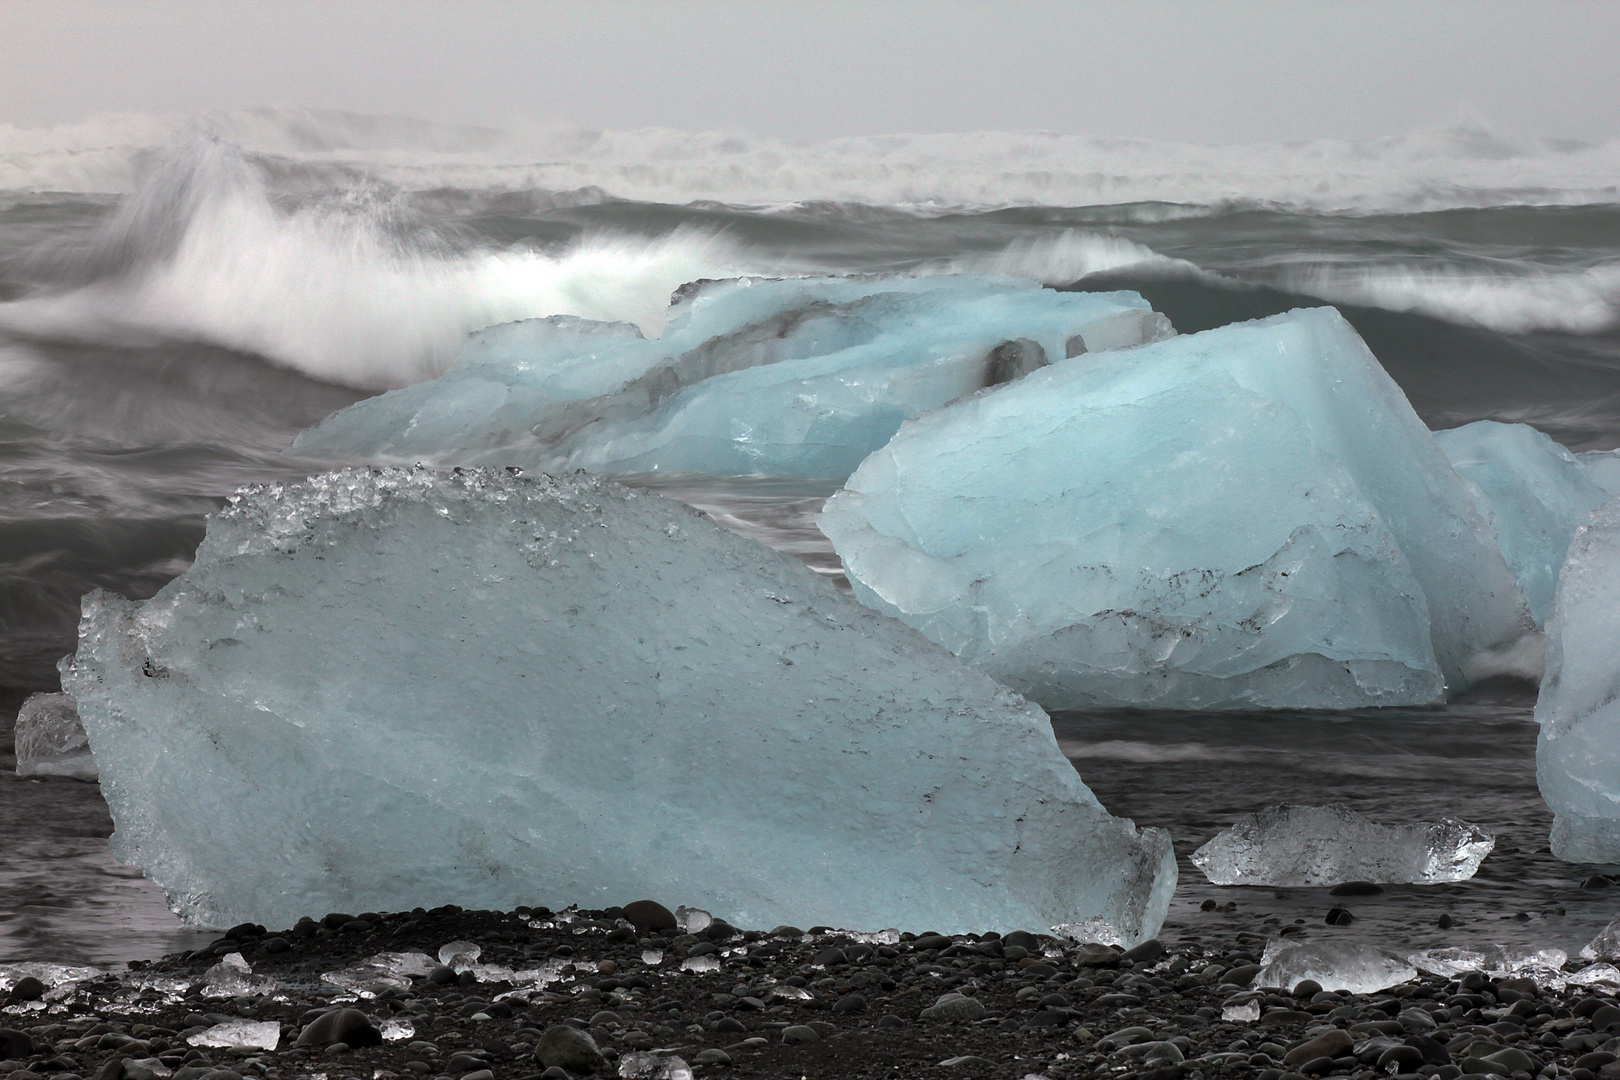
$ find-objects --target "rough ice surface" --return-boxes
[1578,449,1620,497]
[1254,940,1416,995]
[200,953,277,998]
[62,466,1174,940]
[618,1053,694,1080]
[13,691,97,780]
[1190,803,1494,886]
[1537,497,1620,862]
[293,275,1170,480]
[1582,913,1620,961]
[1436,420,1609,625]
[821,307,1532,710]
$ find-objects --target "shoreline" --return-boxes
[5,904,1620,1080]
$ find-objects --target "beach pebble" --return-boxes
[919,994,988,1022]
[937,1055,995,1068]
[534,1025,606,1074]
[0,1030,35,1060]
[296,1009,382,1049]
[694,1049,731,1065]
[6,978,45,1003]
[621,901,675,932]
[780,1026,820,1044]
[1122,938,1165,964]
[832,994,866,1013]
[1282,1029,1353,1065]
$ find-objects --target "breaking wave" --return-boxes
[0,139,766,390]
[4,107,1620,213]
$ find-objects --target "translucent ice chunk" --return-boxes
[1221,1001,1260,1022]
[1583,913,1620,961]
[293,275,1170,481]
[1191,804,1494,886]
[1436,420,1609,626]
[1536,497,1620,861]
[1255,941,1416,995]
[1578,449,1620,497]
[62,466,1174,942]
[13,692,97,780]
[187,1020,281,1050]
[822,307,1533,709]
[201,953,277,998]
[0,963,103,992]
[676,907,712,934]
[640,949,665,966]
[380,1019,415,1043]
[618,1052,693,1080]
[438,941,481,966]
[680,955,720,973]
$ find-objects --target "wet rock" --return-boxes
[295,1009,381,1049]
[0,1029,35,1059]
[1283,1029,1353,1066]
[919,994,988,1022]
[781,1025,820,1044]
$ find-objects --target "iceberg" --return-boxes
[1190,804,1493,886]
[13,691,96,780]
[1254,941,1416,995]
[292,275,1170,481]
[1536,496,1620,861]
[1579,449,1620,497]
[1435,420,1609,625]
[62,466,1175,941]
[820,307,1532,710]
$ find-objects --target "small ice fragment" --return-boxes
[201,953,278,998]
[13,692,97,780]
[320,964,410,996]
[768,985,813,1001]
[186,1020,280,1050]
[618,1052,693,1080]
[1585,913,1620,961]
[1565,964,1620,987]
[468,964,518,983]
[640,949,664,966]
[1408,948,1489,978]
[844,929,900,945]
[438,941,481,966]
[379,1019,414,1043]
[1255,941,1416,995]
[676,907,712,934]
[680,955,719,973]
[1221,1002,1260,1022]
[0,963,103,991]
[1192,804,1494,886]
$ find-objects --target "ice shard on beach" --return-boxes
[1191,804,1494,886]
[1435,420,1608,626]
[1535,496,1620,862]
[61,466,1175,939]
[1254,941,1417,995]
[820,307,1533,710]
[13,691,96,780]
[291,275,1170,480]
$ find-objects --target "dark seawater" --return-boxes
[2,127,1620,964]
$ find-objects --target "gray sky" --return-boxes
[3,0,1617,144]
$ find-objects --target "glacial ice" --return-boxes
[1254,940,1416,995]
[1435,420,1609,625]
[1191,804,1494,886]
[62,466,1175,940]
[1578,449,1620,497]
[13,691,97,780]
[292,275,1170,480]
[1583,913,1620,961]
[1535,496,1620,861]
[187,1021,281,1051]
[820,307,1532,710]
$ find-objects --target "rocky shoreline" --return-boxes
[5,902,1620,1080]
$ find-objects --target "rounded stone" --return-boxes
[694,1050,732,1065]
[622,900,676,932]
[0,1028,35,1059]
[832,994,867,1014]
[7,977,45,1003]
[534,1025,607,1075]
[297,1009,382,1049]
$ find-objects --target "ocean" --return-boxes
[2,108,1619,966]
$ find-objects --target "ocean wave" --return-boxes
[917,229,1203,284]
[1285,262,1620,335]
[0,140,769,390]
[3,107,1619,213]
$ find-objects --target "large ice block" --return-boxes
[1436,421,1609,625]
[13,692,96,780]
[1191,804,1493,886]
[61,467,1175,939]
[820,307,1532,709]
[292,275,1169,480]
[1536,496,1620,861]
[1578,449,1620,497]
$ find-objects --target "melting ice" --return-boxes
[821,307,1533,710]
[1191,804,1494,886]
[292,275,1168,480]
[63,466,1174,941]
[13,692,96,780]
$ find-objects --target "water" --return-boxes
[3,110,1620,964]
